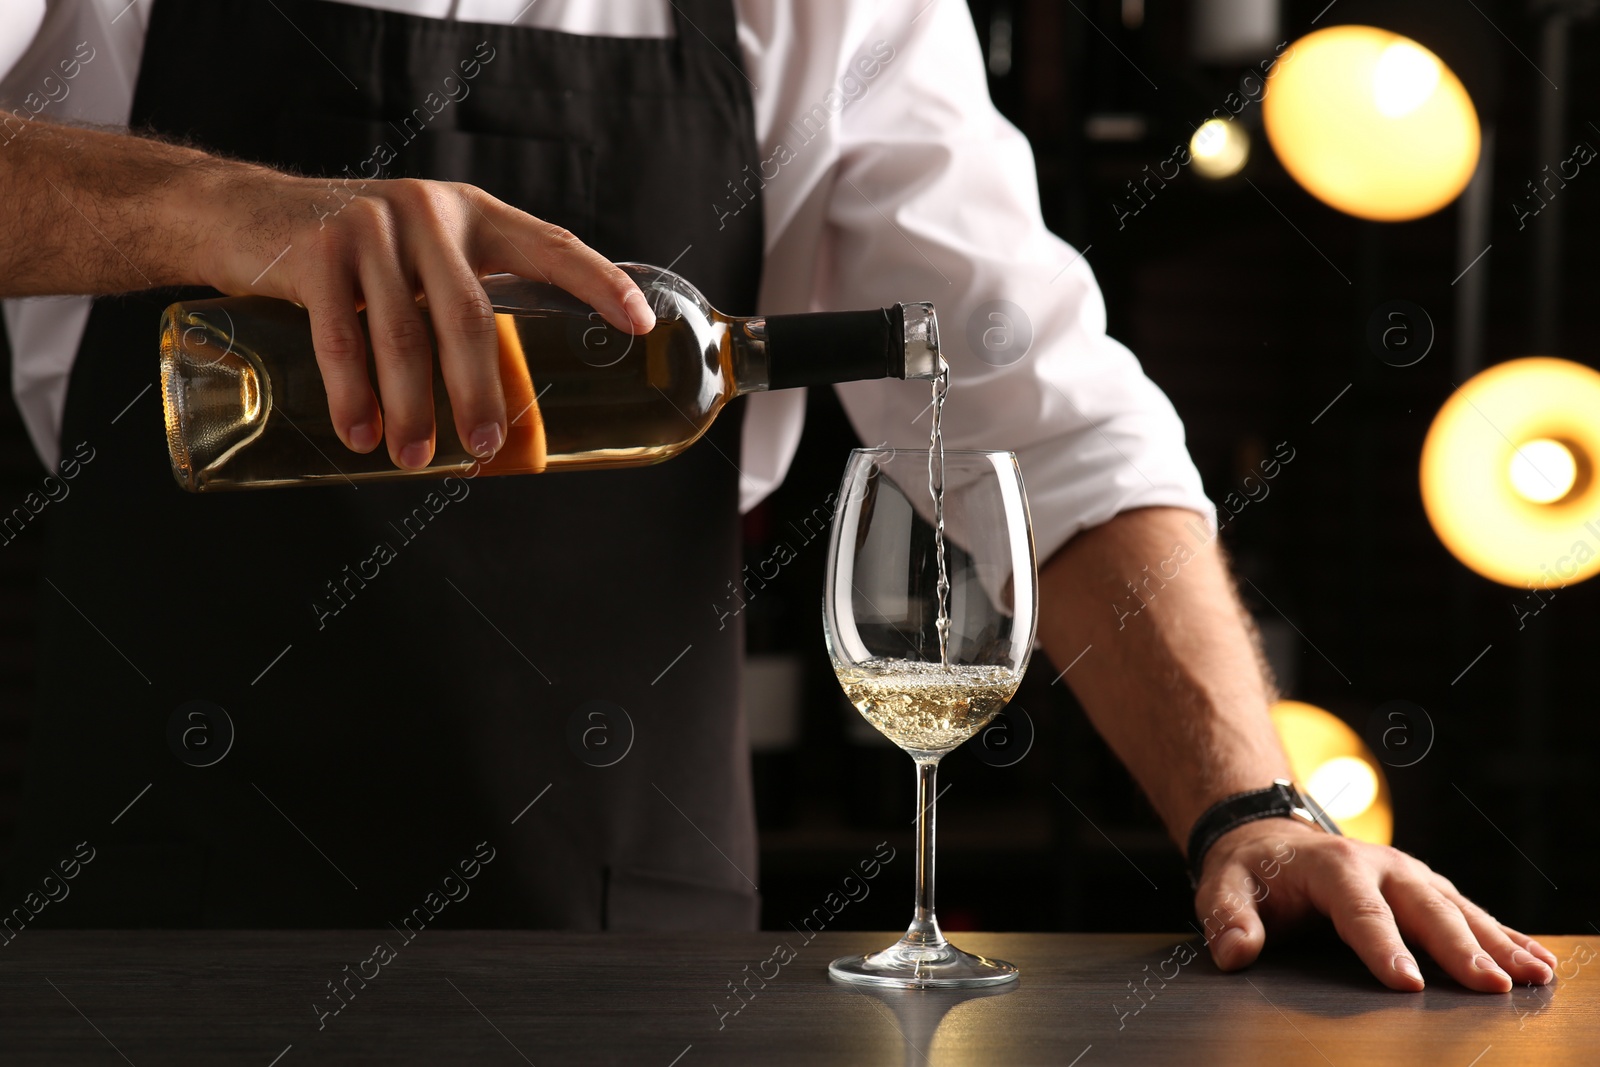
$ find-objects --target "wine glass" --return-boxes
[823,447,1038,988]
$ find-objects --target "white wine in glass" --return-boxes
[823,448,1038,988]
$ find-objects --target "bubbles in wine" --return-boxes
[836,657,1020,755]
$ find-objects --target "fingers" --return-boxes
[1193,868,1268,972]
[1434,882,1555,986]
[1505,930,1561,970]
[469,192,655,335]
[298,245,381,453]
[276,178,651,465]
[1301,845,1426,992]
[1383,876,1512,993]
[414,255,505,460]
[359,249,436,469]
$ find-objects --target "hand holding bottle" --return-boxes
[194,170,655,468]
[0,119,654,469]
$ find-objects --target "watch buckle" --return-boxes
[1275,777,1342,836]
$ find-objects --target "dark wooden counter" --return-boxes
[2,931,1593,1064]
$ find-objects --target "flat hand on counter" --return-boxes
[1195,818,1558,992]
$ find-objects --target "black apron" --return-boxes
[8,0,764,930]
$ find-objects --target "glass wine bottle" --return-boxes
[160,263,940,491]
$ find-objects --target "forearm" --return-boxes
[1037,506,1290,853]
[0,118,246,296]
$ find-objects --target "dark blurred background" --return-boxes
[1,0,1595,937]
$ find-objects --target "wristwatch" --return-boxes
[1185,778,1341,889]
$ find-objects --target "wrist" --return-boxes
[182,157,290,294]
[97,128,248,291]
[1184,778,1341,889]
[1195,811,1323,882]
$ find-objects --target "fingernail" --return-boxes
[1392,954,1423,984]
[622,290,655,333]
[1511,949,1554,979]
[1215,926,1247,964]
[349,421,379,452]
[1473,953,1509,978]
[399,440,433,469]
[1528,939,1556,962]
[469,422,503,459]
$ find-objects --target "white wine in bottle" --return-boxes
[835,658,1022,757]
[160,263,940,491]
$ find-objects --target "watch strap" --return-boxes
[1185,779,1341,889]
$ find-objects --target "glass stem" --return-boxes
[904,755,946,950]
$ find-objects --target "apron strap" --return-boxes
[669,0,742,60]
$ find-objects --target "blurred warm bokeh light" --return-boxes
[1421,357,1600,588]
[1190,118,1250,180]
[1263,26,1479,221]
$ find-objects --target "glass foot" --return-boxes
[829,938,1018,989]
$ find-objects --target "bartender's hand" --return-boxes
[1038,507,1556,994]
[1195,817,1558,991]
[0,119,652,469]
[199,171,654,467]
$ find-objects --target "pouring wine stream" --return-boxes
[929,359,951,669]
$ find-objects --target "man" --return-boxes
[0,0,1554,993]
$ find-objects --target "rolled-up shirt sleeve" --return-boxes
[809,0,1215,562]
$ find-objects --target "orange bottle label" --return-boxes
[478,313,548,474]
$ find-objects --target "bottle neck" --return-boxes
[727,303,940,395]
[727,316,772,397]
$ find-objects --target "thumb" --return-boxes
[1195,870,1267,971]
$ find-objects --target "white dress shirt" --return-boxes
[0,0,1213,562]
